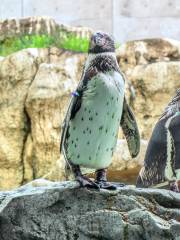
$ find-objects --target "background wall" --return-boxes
[1,0,180,43]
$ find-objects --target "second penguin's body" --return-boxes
[137,89,180,192]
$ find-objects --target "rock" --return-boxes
[128,61,180,138]
[0,48,85,189]
[117,38,180,138]
[0,49,39,189]
[109,139,147,183]
[25,63,77,179]
[0,17,58,41]
[117,38,180,71]
[0,16,92,40]
[0,180,179,240]
[0,16,92,55]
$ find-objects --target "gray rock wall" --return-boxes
[1,0,180,42]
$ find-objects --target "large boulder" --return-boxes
[117,38,180,138]
[25,61,80,180]
[0,49,39,189]
[0,16,92,43]
[117,38,180,70]
[0,180,179,240]
[0,48,85,189]
[127,61,180,138]
[0,16,92,56]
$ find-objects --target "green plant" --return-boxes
[58,32,89,52]
[0,32,90,56]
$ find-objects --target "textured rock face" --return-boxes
[0,49,38,189]
[0,16,92,42]
[109,140,147,183]
[0,47,85,189]
[117,38,180,138]
[0,17,57,41]
[0,17,92,56]
[0,180,179,240]
[25,62,78,179]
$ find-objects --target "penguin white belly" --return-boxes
[66,71,125,169]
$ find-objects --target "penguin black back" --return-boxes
[137,89,180,192]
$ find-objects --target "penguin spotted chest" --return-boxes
[67,71,125,169]
[60,31,140,189]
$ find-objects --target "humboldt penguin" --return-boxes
[60,31,140,190]
[136,89,180,192]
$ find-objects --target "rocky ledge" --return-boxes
[0,179,179,240]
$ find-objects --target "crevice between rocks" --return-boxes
[20,59,40,186]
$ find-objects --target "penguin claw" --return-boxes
[95,180,118,190]
[76,175,100,189]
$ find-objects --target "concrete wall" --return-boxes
[1,0,180,43]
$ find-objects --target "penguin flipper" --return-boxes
[120,98,140,158]
[60,89,83,153]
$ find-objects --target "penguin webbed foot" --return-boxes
[76,175,100,189]
[71,164,99,189]
[95,180,117,190]
[95,169,125,190]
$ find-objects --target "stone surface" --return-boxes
[25,63,77,179]
[117,38,180,70]
[117,38,180,138]
[109,139,147,183]
[0,179,179,240]
[128,61,180,138]
[0,47,85,189]
[0,49,39,189]
[0,16,92,42]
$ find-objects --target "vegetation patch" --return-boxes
[0,32,90,56]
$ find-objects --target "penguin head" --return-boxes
[89,32,115,54]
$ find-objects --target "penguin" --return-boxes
[60,31,140,190]
[136,89,180,192]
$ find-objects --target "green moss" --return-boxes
[57,31,89,52]
[0,32,90,56]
